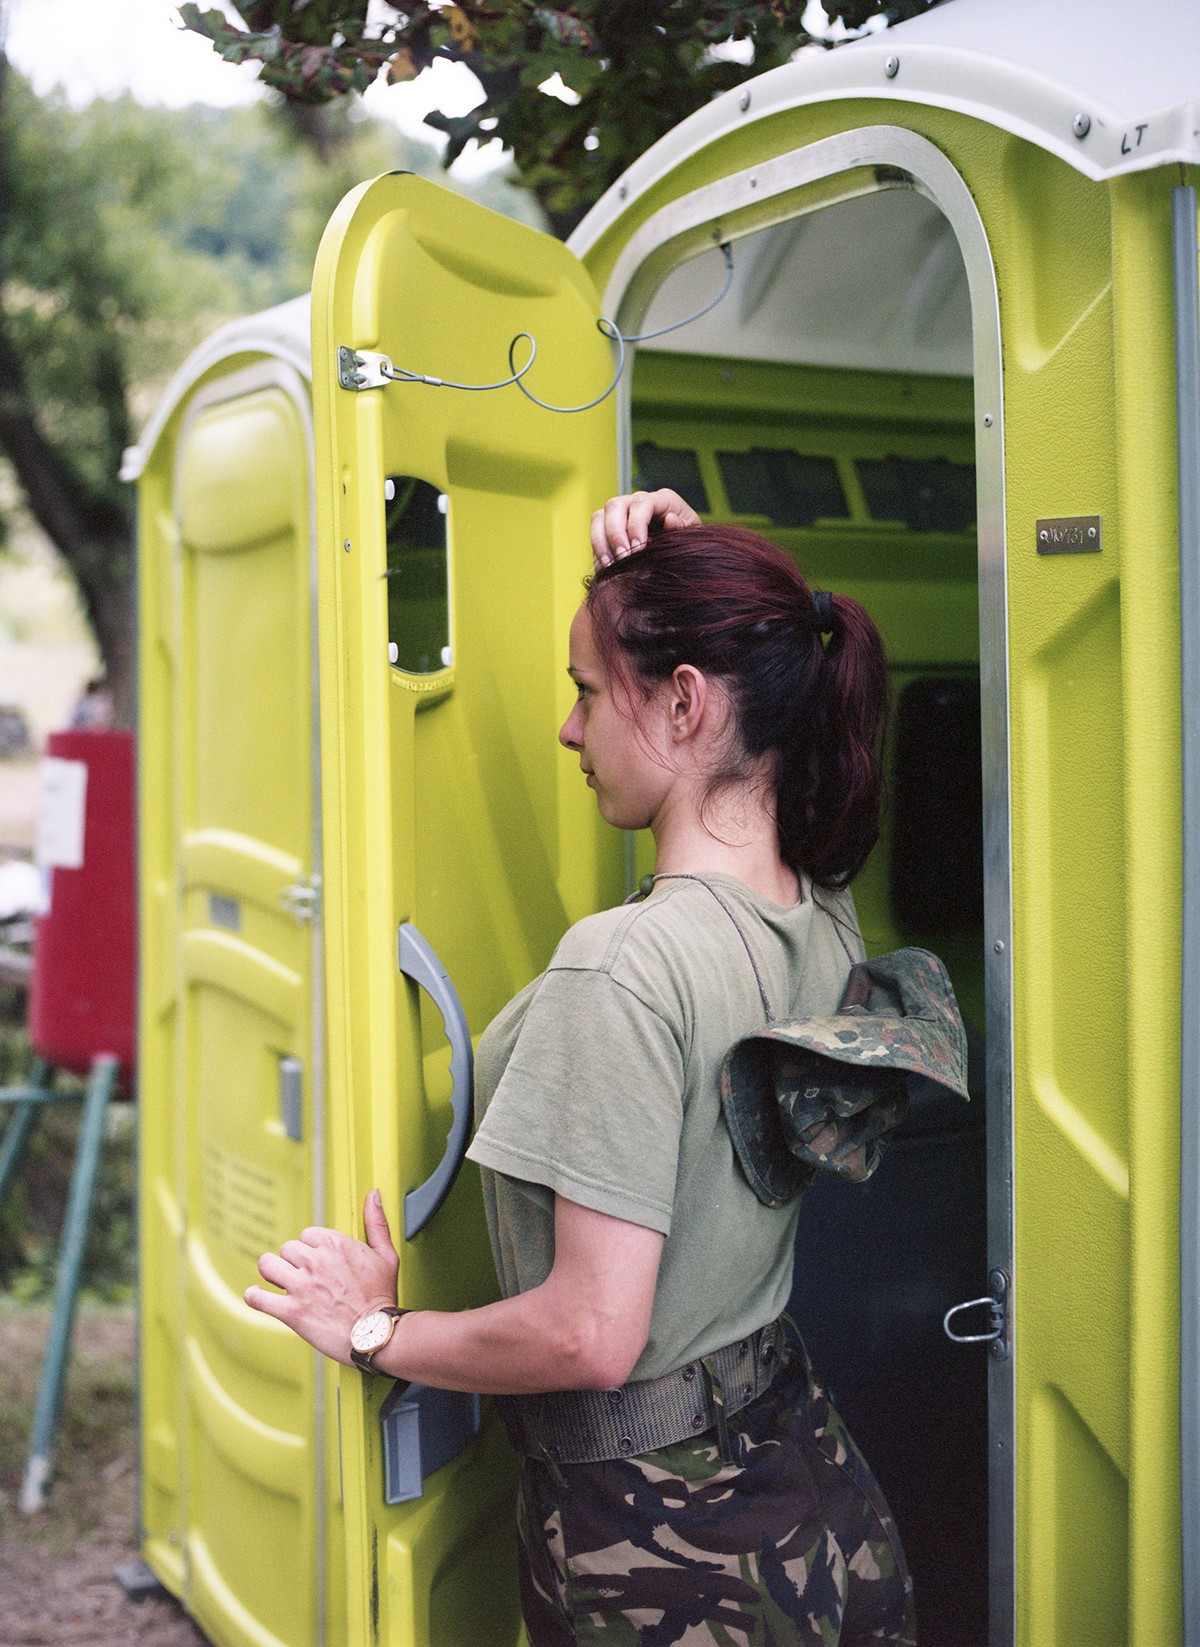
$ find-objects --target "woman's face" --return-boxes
[559,604,674,832]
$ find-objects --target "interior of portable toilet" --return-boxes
[562,6,1196,1637]
[130,0,1200,1643]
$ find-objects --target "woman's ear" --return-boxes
[667,664,709,744]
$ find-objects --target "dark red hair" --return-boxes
[587,524,889,887]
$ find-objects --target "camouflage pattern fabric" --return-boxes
[721,947,969,1207]
[515,1341,916,1646]
[772,1056,909,1183]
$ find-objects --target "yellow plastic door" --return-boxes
[311,174,622,1646]
[174,373,322,1647]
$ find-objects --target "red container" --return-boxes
[27,729,136,1085]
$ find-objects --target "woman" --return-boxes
[246,488,914,1647]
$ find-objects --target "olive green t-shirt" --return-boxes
[466,872,862,1381]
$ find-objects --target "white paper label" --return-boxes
[36,757,88,870]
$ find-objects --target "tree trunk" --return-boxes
[0,47,136,727]
[78,541,136,729]
[0,317,135,726]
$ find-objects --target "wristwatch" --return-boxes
[350,1305,409,1372]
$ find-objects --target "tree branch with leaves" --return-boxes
[180,2,945,235]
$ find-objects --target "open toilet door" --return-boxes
[310,174,622,1645]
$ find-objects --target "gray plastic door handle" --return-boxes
[398,922,474,1239]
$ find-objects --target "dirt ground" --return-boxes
[0,1304,209,1647]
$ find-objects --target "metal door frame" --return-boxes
[593,125,1015,1644]
[1174,181,1200,1647]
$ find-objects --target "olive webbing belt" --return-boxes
[494,1316,786,1468]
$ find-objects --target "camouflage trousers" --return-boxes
[515,1346,916,1647]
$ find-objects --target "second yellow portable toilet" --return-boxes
[127,300,352,1647]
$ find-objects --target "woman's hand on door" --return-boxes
[245,1188,400,1365]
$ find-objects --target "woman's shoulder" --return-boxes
[545,876,859,998]
[548,881,707,974]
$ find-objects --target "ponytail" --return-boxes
[775,590,890,885]
[588,525,889,888]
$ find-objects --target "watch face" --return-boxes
[351,1309,392,1354]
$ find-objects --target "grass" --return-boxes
[0,1000,210,1645]
[0,1298,137,1546]
[0,982,138,1543]
[0,982,136,1302]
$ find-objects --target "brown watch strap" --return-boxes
[350,1305,409,1373]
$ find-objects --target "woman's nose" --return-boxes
[559,706,581,750]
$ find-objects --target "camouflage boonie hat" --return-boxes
[720,947,969,1208]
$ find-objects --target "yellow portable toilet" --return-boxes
[131,0,1200,1641]
[126,300,351,1647]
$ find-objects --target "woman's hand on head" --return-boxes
[244,1188,400,1366]
[591,489,700,568]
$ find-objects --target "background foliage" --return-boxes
[181,1,947,232]
[0,985,134,1302]
[0,63,542,718]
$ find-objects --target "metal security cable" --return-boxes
[371,244,735,414]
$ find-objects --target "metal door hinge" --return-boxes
[280,877,321,922]
[944,1268,1010,1361]
[338,346,390,391]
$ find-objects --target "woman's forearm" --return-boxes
[248,1189,662,1394]
[370,1274,641,1394]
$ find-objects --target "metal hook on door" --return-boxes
[944,1269,1010,1361]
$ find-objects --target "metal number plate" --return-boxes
[1036,515,1101,554]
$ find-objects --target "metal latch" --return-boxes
[280,878,320,922]
[944,1269,1010,1361]
[338,346,390,391]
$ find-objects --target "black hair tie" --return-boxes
[811,589,836,635]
